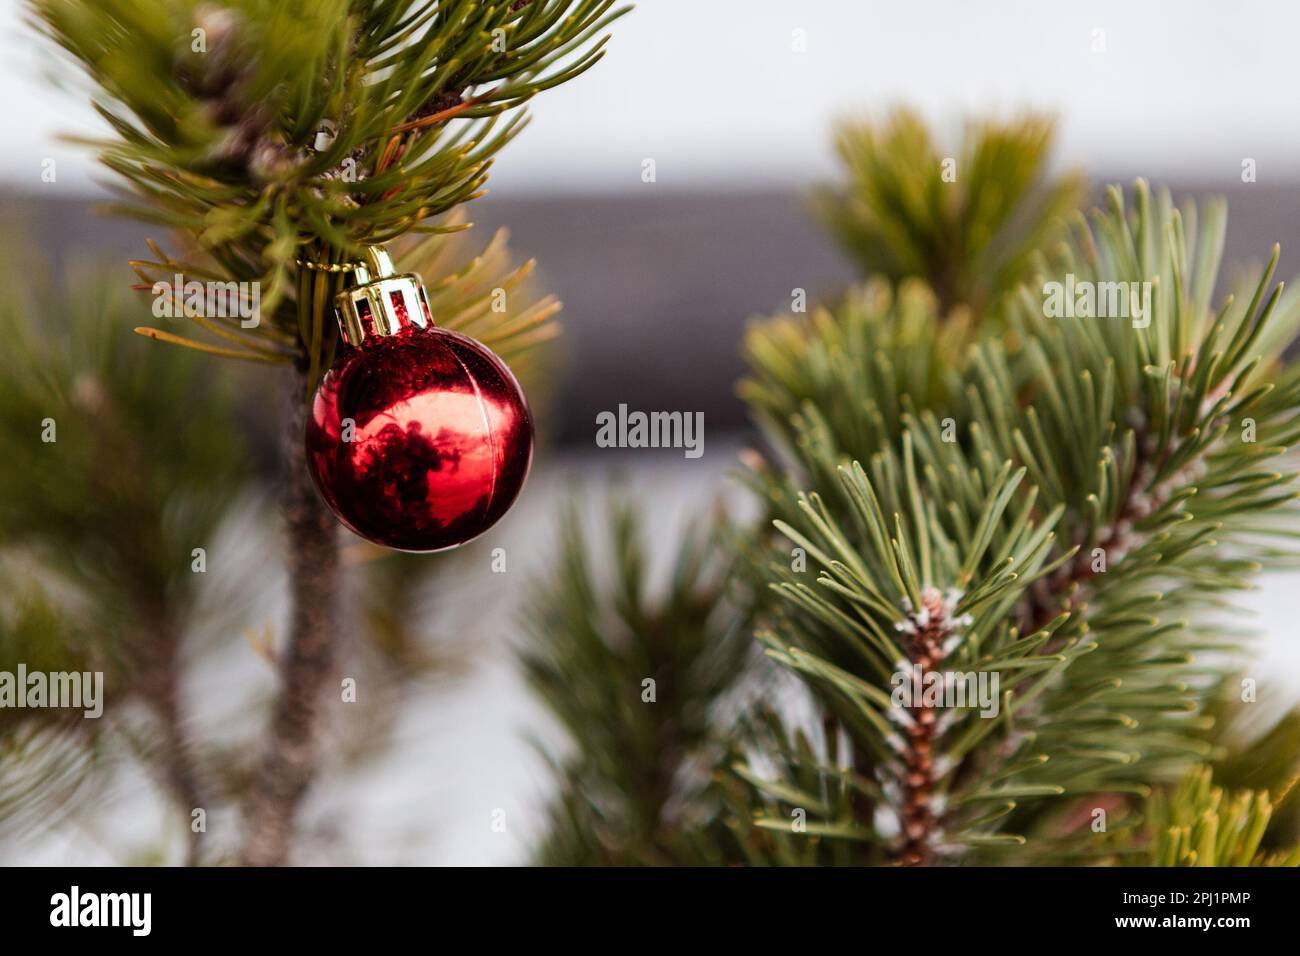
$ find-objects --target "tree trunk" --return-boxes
[239,365,340,866]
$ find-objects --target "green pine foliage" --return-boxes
[813,109,1085,316]
[30,0,626,377]
[1118,767,1300,866]
[522,503,753,865]
[741,278,965,472]
[526,108,1300,867]
[739,180,1300,863]
[0,259,249,854]
[0,260,248,653]
[1200,697,1300,854]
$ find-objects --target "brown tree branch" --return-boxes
[1020,427,1173,642]
[239,363,341,866]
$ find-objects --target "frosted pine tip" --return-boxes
[919,586,946,622]
[897,587,971,634]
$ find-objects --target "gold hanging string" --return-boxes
[295,258,365,273]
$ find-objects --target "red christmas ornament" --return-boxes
[306,248,533,552]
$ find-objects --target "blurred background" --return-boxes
[2,0,1298,864]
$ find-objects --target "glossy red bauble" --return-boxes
[306,325,533,552]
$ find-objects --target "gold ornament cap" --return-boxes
[334,247,433,346]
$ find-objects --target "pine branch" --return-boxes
[739,180,1300,863]
[31,0,628,364]
[239,362,340,866]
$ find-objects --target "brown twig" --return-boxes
[386,92,493,138]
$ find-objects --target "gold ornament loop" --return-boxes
[332,247,432,347]
[295,258,365,273]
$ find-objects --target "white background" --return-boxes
[3,0,1298,195]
